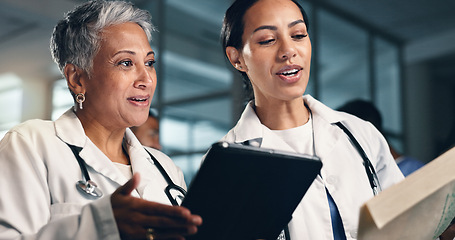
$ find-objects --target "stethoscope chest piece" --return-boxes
[76,180,103,198]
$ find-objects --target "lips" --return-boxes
[127,95,150,106]
[278,68,300,76]
[276,65,303,83]
[129,97,148,102]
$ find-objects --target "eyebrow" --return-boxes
[288,19,306,28]
[253,19,306,33]
[113,50,155,57]
[253,25,277,33]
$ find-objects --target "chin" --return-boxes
[283,90,306,100]
[130,115,148,127]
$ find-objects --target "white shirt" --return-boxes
[221,95,404,240]
[0,109,186,240]
[272,114,313,154]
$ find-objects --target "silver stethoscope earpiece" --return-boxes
[76,179,103,198]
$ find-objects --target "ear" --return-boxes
[226,46,247,72]
[64,63,87,95]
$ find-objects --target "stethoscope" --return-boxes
[67,143,186,205]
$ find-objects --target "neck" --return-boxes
[76,111,130,164]
[254,97,309,130]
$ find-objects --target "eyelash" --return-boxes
[259,39,275,45]
[146,60,156,67]
[118,60,156,67]
[293,34,308,40]
[258,33,308,45]
[119,60,133,67]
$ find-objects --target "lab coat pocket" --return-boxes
[50,203,83,221]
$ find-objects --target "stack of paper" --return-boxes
[358,147,455,240]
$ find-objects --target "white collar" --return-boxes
[54,108,88,148]
[232,95,349,144]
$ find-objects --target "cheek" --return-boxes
[241,43,255,68]
[242,48,268,74]
[152,74,158,88]
[104,81,124,96]
[148,70,158,88]
[301,42,312,61]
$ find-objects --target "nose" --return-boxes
[134,65,156,89]
[278,38,297,61]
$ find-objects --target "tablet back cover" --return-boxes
[182,142,322,240]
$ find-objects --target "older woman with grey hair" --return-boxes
[0,1,201,239]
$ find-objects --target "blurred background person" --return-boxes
[131,108,162,150]
[338,99,425,177]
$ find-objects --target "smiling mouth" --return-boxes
[129,97,148,102]
[277,68,301,76]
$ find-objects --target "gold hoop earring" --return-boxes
[75,93,85,110]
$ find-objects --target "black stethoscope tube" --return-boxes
[67,144,90,181]
[334,122,381,195]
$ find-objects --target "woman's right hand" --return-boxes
[111,173,202,240]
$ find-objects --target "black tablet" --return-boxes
[181,141,322,240]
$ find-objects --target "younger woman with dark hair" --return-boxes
[220,0,403,239]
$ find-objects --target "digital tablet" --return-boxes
[181,141,322,240]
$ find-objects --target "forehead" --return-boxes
[243,0,304,30]
[98,22,151,51]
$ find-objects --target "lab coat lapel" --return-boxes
[312,113,340,161]
[130,150,170,204]
[125,129,171,204]
[124,129,156,186]
[128,147,153,181]
[303,95,346,173]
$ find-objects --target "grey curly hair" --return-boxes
[50,0,155,76]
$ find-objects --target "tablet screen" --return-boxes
[182,141,322,240]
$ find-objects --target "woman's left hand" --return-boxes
[111,173,202,240]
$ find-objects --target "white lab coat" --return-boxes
[221,95,404,240]
[0,109,186,240]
